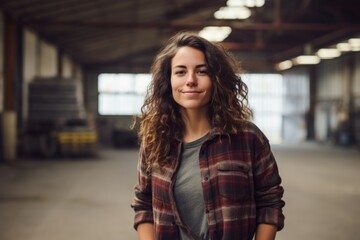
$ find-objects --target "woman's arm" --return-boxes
[131,145,155,235]
[137,223,155,240]
[255,224,277,240]
[253,130,285,231]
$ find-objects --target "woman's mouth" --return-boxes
[182,90,202,93]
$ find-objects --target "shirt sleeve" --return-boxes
[253,133,285,231]
[130,145,154,230]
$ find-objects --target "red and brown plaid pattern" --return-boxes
[131,121,285,240]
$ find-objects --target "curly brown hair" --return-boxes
[136,32,251,172]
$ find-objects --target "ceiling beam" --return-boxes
[164,0,226,20]
[220,42,290,51]
[272,28,357,61]
[21,19,360,32]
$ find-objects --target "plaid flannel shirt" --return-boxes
[131,121,285,240]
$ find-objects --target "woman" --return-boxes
[131,32,285,240]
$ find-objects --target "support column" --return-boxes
[57,49,63,78]
[2,14,18,161]
[306,66,316,140]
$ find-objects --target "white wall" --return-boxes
[21,28,86,124]
[62,55,73,78]
[39,40,58,77]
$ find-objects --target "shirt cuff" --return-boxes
[134,210,154,230]
[257,207,285,231]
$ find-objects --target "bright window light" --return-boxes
[199,26,232,42]
[293,55,320,65]
[242,73,284,144]
[316,48,341,59]
[98,73,151,115]
[214,6,251,19]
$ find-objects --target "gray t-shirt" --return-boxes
[174,134,209,240]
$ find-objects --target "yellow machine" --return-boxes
[58,129,97,156]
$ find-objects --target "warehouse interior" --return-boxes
[0,0,359,239]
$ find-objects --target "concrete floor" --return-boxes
[0,143,359,240]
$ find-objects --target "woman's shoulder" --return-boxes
[237,120,261,133]
[234,120,269,145]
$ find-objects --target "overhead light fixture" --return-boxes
[199,26,232,42]
[336,42,352,52]
[214,6,251,19]
[351,45,360,52]
[349,38,360,51]
[227,0,266,7]
[293,55,320,65]
[349,38,360,47]
[316,48,341,59]
[276,60,293,71]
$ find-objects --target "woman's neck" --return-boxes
[181,109,211,143]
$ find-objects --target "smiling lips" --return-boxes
[182,90,202,93]
[181,90,203,97]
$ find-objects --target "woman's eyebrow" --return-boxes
[195,64,207,68]
[173,64,207,69]
[173,65,187,69]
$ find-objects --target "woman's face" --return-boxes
[170,46,212,112]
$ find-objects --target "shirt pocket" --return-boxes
[216,162,251,200]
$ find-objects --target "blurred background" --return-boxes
[0,0,359,239]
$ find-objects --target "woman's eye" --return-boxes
[198,69,208,75]
[175,70,186,75]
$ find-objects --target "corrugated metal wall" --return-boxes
[243,71,309,144]
[315,58,344,142]
[315,52,360,144]
[282,68,309,143]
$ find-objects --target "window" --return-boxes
[98,72,308,144]
[98,73,151,115]
[242,73,284,143]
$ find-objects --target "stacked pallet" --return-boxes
[28,78,85,121]
[24,78,96,157]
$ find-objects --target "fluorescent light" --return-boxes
[214,6,251,19]
[337,42,352,52]
[293,55,320,65]
[227,0,265,7]
[316,48,341,59]
[349,38,360,47]
[255,0,266,7]
[245,0,255,7]
[276,60,293,71]
[351,45,360,52]
[199,26,232,42]
[227,0,246,7]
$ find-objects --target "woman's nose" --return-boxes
[186,72,198,87]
